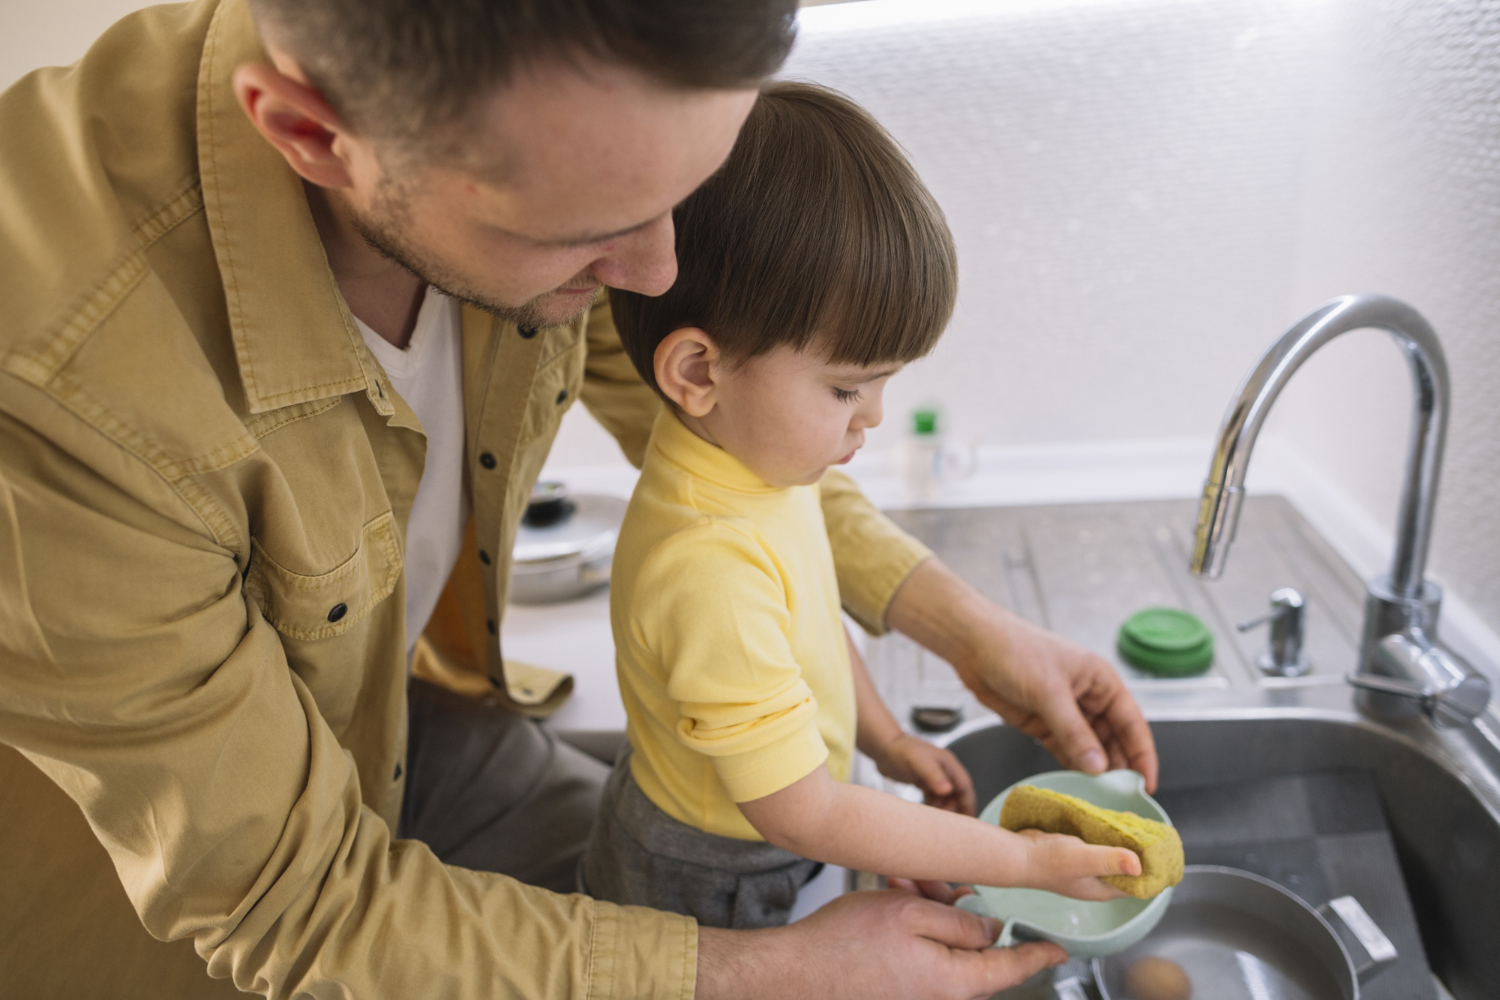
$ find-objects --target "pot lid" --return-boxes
[513,488,626,564]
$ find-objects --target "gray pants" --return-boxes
[579,749,821,929]
[399,678,610,892]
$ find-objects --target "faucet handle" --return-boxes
[1238,587,1311,677]
[1351,630,1491,728]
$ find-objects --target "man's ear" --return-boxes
[654,328,720,417]
[232,60,356,189]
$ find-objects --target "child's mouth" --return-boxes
[836,450,856,465]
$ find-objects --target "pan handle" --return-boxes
[1318,895,1398,982]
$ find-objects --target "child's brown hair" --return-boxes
[610,81,957,396]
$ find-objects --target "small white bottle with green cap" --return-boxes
[900,407,944,500]
[899,407,975,501]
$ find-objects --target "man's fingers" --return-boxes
[952,940,1067,997]
[1103,692,1160,792]
[1040,682,1110,775]
[902,895,1002,951]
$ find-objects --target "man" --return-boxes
[0,0,1158,997]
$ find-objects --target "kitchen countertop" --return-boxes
[863,494,1373,732]
[507,492,1431,740]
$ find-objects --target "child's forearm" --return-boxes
[740,765,1030,887]
[846,627,903,759]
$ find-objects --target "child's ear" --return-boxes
[654,328,720,417]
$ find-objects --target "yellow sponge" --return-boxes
[998,785,1184,899]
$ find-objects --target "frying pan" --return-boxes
[1091,866,1397,1000]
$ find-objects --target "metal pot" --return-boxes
[509,483,626,605]
[1092,866,1396,1000]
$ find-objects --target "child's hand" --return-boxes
[874,733,977,815]
[1014,828,1142,901]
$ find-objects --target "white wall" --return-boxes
[784,0,1328,453]
[1274,0,1500,647]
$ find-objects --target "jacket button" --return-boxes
[478,550,491,565]
[479,452,497,469]
[555,389,568,405]
[327,602,348,623]
[518,326,538,339]
[486,619,497,635]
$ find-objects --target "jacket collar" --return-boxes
[649,408,782,495]
[195,0,391,416]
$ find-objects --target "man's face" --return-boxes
[340,62,758,327]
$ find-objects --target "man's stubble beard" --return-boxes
[348,183,600,330]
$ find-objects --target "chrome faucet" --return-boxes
[1190,294,1490,728]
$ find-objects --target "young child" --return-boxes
[580,82,1140,929]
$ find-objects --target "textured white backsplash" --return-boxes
[786,0,1500,640]
[785,0,1334,453]
[1275,0,1500,643]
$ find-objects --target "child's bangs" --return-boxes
[812,183,957,369]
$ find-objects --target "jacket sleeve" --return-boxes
[819,469,933,636]
[0,412,694,1000]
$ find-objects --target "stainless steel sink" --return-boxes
[857,498,1500,1000]
[940,714,1500,999]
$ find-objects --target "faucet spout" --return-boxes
[1189,294,1448,599]
[1189,294,1488,728]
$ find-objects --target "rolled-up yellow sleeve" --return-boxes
[819,469,933,635]
[635,523,830,803]
[0,418,694,1000]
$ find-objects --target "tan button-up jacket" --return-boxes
[0,1,932,997]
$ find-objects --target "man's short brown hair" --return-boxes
[247,0,796,154]
[610,82,958,397]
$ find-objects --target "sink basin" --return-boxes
[943,716,1500,1000]
[857,499,1500,997]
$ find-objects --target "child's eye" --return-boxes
[832,387,862,404]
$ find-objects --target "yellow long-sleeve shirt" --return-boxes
[615,411,862,841]
[0,1,933,995]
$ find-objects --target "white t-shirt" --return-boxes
[355,288,470,654]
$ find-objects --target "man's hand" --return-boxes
[873,733,976,815]
[695,890,1065,1000]
[886,559,1159,792]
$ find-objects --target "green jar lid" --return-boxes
[1117,607,1214,676]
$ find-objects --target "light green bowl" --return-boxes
[957,769,1174,958]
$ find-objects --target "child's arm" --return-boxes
[737,761,1139,899]
[847,627,975,815]
[821,629,1137,895]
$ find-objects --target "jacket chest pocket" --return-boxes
[245,512,402,641]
